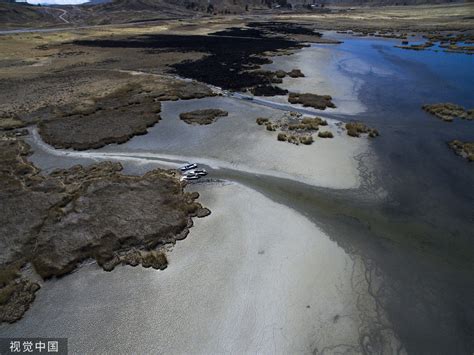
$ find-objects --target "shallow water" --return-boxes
[2,34,474,353]
[276,34,474,353]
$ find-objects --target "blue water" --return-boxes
[309,36,474,354]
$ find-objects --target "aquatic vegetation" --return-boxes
[345,121,379,138]
[179,109,228,125]
[286,134,299,145]
[422,103,474,122]
[256,117,270,125]
[396,41,434,51]
[302,116,327,127]
[259,115,322,146]
[250,85,288,96]
[299,135,314,145]
[448,140,474,162]
[275,70,287,78]
[265,122,277,131]
[318,131,334,138]
[287,69,305,78]
[288,92,336,110]
[246,22,322,37]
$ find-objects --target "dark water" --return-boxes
[249,37,474,354]
[351,40,474,354]
[199,37,474,354]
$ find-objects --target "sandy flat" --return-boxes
[262,45,367,116]
[29,94,371,190]
[0,182,401,353]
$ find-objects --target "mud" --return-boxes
[0,134,209,323]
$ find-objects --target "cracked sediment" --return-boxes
[0,182,402,353]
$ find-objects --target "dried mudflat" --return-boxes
[93,96,370,190]
[0,182,402,353]
[0,135,209,323]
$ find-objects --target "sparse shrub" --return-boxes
[256,117,269,125]
[287,135,299,144]
[345,121,378,138]
[299,135,314,145]
[318,131,333,138]
[277,133,287,141]
[265,122,276,131]
[275,70,287,78]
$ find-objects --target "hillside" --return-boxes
[0,0,470,29]
[0,3,62,28]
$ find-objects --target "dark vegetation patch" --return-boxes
[345,121,379,138]
[448,140,474,162]
[422,103,474,122]
[0,136,209,323]
[210,27,269,38]
[37,79,213,150]
[179,109,228,125]
[275,70,287,78]
[73,33,302,91]
[38,83,162,150]
[318,131,334,138]
[298,135,314,145]
[396,33,474,54]
[256,117,270,125]
[288,69,305,78]
[395,41,434,51]
[257,113,332,145]
[288,117,327,131]
[250,85,288,96]
[288,92,336,110]
[246,22,322,37]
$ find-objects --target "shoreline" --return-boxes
[0,181,403,353]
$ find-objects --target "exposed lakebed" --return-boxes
[1,32,474,354]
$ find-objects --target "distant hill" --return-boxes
[0,3,62,28]
[91,0,467,14]
[0,0,468,29]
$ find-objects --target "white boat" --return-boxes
[193,169,208,176]
[183,172,200,180]
[180,163,198,171]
